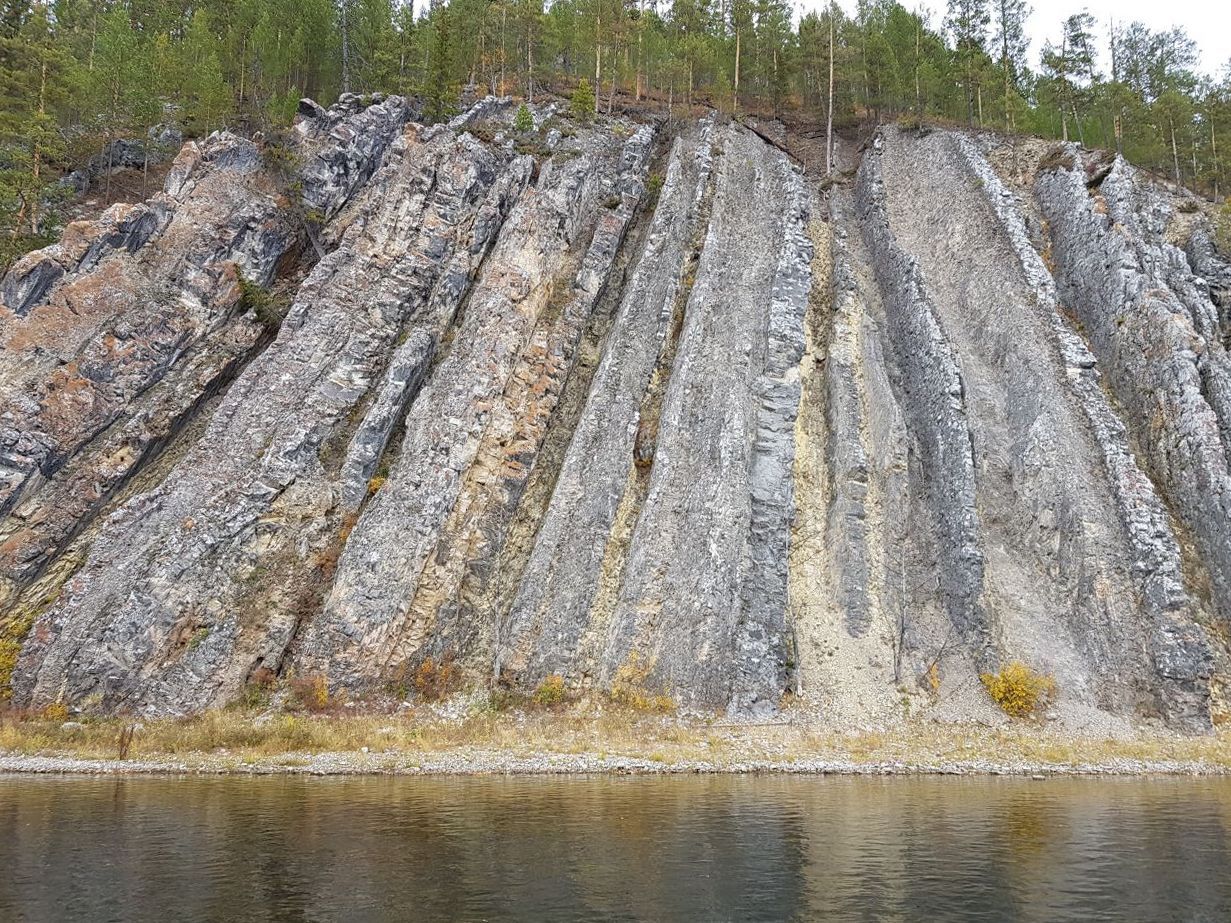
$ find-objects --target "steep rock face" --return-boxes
[11,114,530,711]
[597,124,810,713]
[298,123,655,689]
[496,120,721,696]
[791,127,1219,730]
[854,134,987,653]
[0,96,412,614]
[878,129,1209,725]
[1037,154,1231,626]
[3,108,1229,730]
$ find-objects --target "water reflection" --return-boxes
[0,775,1228,921]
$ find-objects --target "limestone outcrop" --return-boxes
[2,107,1228,730]
[0,94,412,613]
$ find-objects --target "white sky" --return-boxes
[802,0,1231,77]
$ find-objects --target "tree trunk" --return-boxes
[1002,31,1010,133]
[635,0,644,101]
[103,135,113,205]
[965,54,974,127]
[1212,119,1221,202]
[103,81,118,206]
[914,17,921,122]
[31,57,47,235]
[594,14,601,114]
[527,19,534,102]
[1059,36,1068,142]
[734,29,741,114]
[826,7,834,176]
[341,1,351,94]
[1169,116,1181,186]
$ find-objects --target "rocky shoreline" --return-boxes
[3,711,1229,778]
[3,750,1229,777]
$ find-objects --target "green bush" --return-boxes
[259,132,301,178]
[646,172,664,204]
[571,79,596,122]
[1216,202,1231,257]
[513,103,534,133]
[238,275,285,330]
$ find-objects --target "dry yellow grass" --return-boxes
[2,704,1230,771]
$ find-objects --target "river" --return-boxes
[1,775,1228,921]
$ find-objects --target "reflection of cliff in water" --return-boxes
[1,776,1229,921]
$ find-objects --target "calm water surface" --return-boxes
[1,774,1229,922]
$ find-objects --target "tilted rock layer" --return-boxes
[1,108,1228,730]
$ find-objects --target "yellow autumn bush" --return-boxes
[980,662,1057,718]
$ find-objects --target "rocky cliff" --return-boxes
[2,101,1228,731]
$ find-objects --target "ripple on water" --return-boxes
[0,775,1228,922]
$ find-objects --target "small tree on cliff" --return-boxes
[513,103,534,133]
[571,79,596,122]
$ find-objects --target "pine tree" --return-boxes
[1042,12,1095,143]
[946,0,989,126]
[0,0,72,263]
[571,76,595,120]
[423,11,456,123]
[513,101,534,131]
[991,0,1027,133]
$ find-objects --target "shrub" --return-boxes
[259,134,302,178]
[238,275,285,330]
[980,662,1056,718]
[187,627,210,651]
[532,674,567,708]
[610,652,674,712]
[513,103,534,133]
[413,653,462,702]
[0,638,20,700]
[924,662,941,697]
[235,666,276,710]
[571,79,596,122]
[646,172,664,207]
[43,701,69,722]
[289,674,331,712]
[1216,202,1231,256]
[0,614,33,701]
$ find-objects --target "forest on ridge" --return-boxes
[1,0,1229,270]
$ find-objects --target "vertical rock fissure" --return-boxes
[9,125,528,712]
[297,122,654,693]
[854,131,989,660]
[492,120,719,690]
[599,124,805,710]
[1038,156,1231,626]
